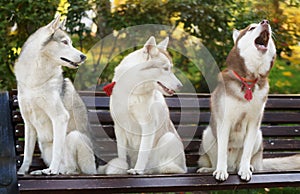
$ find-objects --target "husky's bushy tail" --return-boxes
[263,155,300,171]
[97,158,129,174]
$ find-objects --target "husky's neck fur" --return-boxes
[15,51,63,90]
[225,45,272,81]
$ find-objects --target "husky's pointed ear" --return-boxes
[232,29,240,43]
[157,37,169,51]
[48,14,61,32]
[60,18,67,30]
[143,36,159,56]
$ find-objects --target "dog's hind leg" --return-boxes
[153,132,187,174]
[64,131,97,174]
[114,124,128,161]
[197,154,214,173]
[197,126,217,173]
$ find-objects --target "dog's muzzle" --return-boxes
[60,55,86,68]
[255,20,270,52]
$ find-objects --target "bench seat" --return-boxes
[6,90,300,193]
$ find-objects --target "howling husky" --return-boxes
[101,36,187,175]
[15,15,97,175]
[197,20,300,181]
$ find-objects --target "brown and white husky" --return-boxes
[197,20,300,181]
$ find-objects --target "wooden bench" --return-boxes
[3,90,300,193]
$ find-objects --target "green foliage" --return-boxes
[269,59,300,94]
[167,0,234,63]
[64,0,92,49]
[86,0,242,92]
[0,0,59,91]
[165,0,237,92]
[0,0,298,94]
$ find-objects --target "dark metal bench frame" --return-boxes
[2,90,300,193]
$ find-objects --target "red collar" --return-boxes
[103,82,116,96]
[232,70,258,101]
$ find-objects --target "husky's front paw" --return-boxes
[213,169,229,181]
[30,168,59,175]
[197,167,214,173]
[17,168,27,175]
[17,167,28,175]
[127,168,144,175]
[238,166,252,181]
[29,170,43,175]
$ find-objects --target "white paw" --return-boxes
[127,168,144,175]
[17,170,26,175]
[17,165,29,175]
[238,167,252,181]
[213,169,229,181]
[197,167,214,173]
[30,170,43,175]
[30,168,59,175]
[17,169,27,175]
[63,169,79,175]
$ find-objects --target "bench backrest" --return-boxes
[10,91,300,171]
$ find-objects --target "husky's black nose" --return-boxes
[80,54,86,61]
[261,20,269,25]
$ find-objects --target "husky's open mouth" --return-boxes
[157,81,175,95]
[60,57,79,67]
[255,30,270,52]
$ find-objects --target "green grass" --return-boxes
[208,187,300,194]
[269,59,300,94]
[178,187,300,193]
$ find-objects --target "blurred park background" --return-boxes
[0,0,299,93]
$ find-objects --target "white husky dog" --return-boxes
[102,36,187,175]
[197,20,300,181]
[15,15,97,175]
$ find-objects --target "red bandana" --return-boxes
[232,71,258,101]
[103,82,116,96]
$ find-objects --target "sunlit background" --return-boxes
[1,0,299,93]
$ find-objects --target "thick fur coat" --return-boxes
[15,15,96,175]
[197,20,300,181]
[101,36,187,175]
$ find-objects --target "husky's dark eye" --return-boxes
[249,27,256,31]
[163,66,169,71]
[61,40,68,45]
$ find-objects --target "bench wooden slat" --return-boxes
[87,111,300,125]
[261,126,300,137]
[82,96,209,109]
[87,111,208,124]
[266,98,300,109]
[14,124,300,139]
[12,92,300,109]
[264,139,300,151]
[17,152,300,172]
[80,93,300,109]
[12,109,300,127]
[263,112,300,124]
[18,172,300,193]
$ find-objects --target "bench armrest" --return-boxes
[0,92,19,194]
